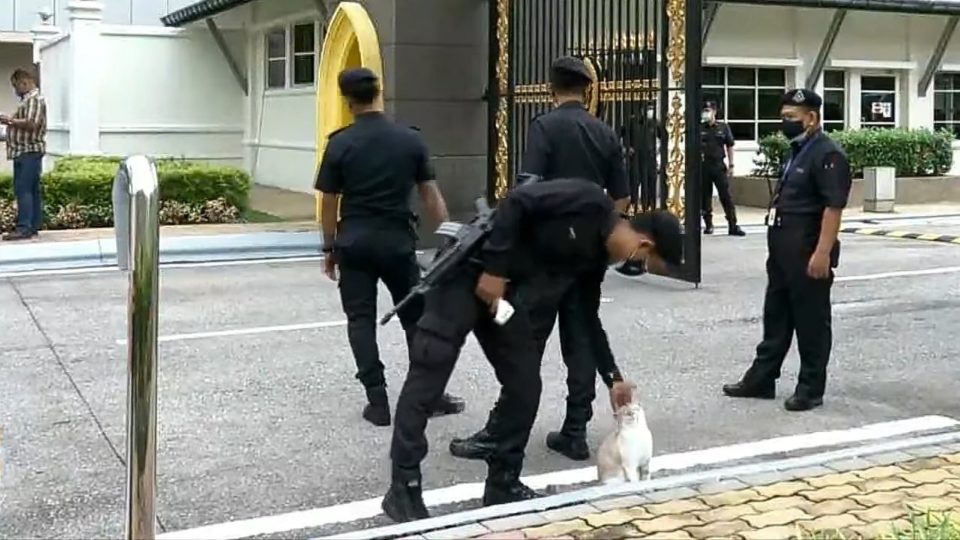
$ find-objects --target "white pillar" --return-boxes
[31,23,61,65]
[66,0,103,155]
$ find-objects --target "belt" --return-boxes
[772,212,821,228]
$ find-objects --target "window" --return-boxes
[265,28,287,89]
[292,23,317,86]
[264,21,322,90]
[860,75,897,129]
[934,73,960,138]
[822,70,846,133]
[702,66,788,141]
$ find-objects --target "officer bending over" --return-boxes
[316,67,464,427]
[701,101,745,236]
[450,56,633,463]
[383,179,682,522]
[723,89,851,412]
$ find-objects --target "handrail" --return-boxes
[112,155,160,540]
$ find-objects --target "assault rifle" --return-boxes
[379,197,496,326]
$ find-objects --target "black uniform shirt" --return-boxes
[701,121,734,164]
[482,179,617,279]
[521,102,630,200]
[315,112,434,226]
[774,130,852,215]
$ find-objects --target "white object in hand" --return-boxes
[493,299,515,326]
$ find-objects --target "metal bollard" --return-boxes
[113,155,160,540]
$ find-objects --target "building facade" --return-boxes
[6,0,960,216]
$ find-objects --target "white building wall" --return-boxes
[0,42,34,171]
[94,26,245,165]
[37,34,69,164]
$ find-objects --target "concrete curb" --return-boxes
[0,230,323,273]
[328,428,960,540]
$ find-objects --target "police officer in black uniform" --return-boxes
[382,178,682,522]
[723,89,851,412]
[701,101,745,236]
[449,56,633,463]
[316,67,464,427]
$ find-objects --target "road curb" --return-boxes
[328,426,960,540]
[840,227,960,245]
[0,230,323,273]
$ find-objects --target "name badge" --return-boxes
[765,207,777,227]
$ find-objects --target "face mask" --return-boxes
[646,109,654,120]
[701,111,712,123]
[781,119,806,140]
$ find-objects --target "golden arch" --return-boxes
[315,1,384,222]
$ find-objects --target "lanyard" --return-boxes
[773,133,820,204]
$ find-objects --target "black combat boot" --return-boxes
[703,215,714,235]
[545,431,590,461]
[362,386,391,427]
[449,427,496,460]
[722,379,776,400]
[728,223,746,236]
[784,394,824,412]
[430,393,466,417]
[382,467,429,523]
[482,464,540,507]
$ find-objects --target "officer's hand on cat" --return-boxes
[475,272,506,314]
[610,381,634,411]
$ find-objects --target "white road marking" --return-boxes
[157,415,958,540]
[0,255,325,279]
[836,265,960,283]
[115,320,348,345]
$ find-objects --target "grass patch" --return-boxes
[242,209,285,223]
[805,510,960,540]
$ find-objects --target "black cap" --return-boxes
[703,100,718,110]
[550,56,593,83]
[338,67,378,93]
[780,88,822,110]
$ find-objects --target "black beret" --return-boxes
[550,56,593,82]
[780,88,822,110]
[338,67,378,92]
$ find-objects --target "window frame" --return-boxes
[263,20,324,91]
[822,69,847,133]
[859,73,899,129]
[933,72,960,139]
[702,66,789,142]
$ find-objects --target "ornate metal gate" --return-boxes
[487,0,703,284]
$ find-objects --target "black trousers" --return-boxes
[391,268,541,473]
[481,268,608,439]
[701,162,737,225]
[746,218,835,398]
[336,225,422,389]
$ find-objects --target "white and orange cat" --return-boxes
[596,400,653,484]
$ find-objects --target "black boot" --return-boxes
[429,393,466,417]
[482,465,540,507]
[382,467,429,523]
[703,215,714,235]
[722,379,776,400]
[449,427,496,460]
[545,431,590,461]
[362,386,391,427]
[728,223,746,236]
[785,394,824,412]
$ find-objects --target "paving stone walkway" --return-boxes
[424,451,960,540]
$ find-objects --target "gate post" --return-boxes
[684,0,703,284]
[113,155,160,540]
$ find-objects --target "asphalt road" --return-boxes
[2,225,960,538]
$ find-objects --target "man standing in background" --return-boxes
[1,68,47,241]
[316,67,464,427]
[701,101,745,237]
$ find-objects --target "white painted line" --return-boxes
[116,320,348,345]
[0,255,325,279]
[157,415,958,540]
[837,265,960,283]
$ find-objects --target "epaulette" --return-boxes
[327,126,348,139]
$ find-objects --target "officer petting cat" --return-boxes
[382,178,683,522]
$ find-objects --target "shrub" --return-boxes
[0,156,249,230]
[0,198,15,233]
[753,128,955,178]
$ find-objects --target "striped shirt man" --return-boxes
[6,88,46,159]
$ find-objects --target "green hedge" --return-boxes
[0,156,250,231]
[752,128,955,178]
